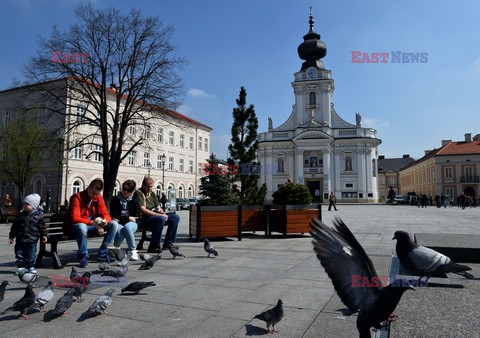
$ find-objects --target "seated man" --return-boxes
[63,179,119,267]
[133,177,180,253]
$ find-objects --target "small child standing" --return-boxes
[8,193,47,274]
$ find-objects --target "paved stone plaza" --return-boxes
[0,205,479,337]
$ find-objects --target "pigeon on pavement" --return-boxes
[139,253,151,261]
[119,251,133,267]
[121,281,156,295]
[311,218,415,338]
[101,265,128,280]
[1,283,36,319]
[52,288,74,317]
[73,271,92,303]
[393,230,474,280]
[169,246,185,259]
[204,239,218,258]
[253,299,284,334]
[18,271,51,288]
[98,261,110,272]
[0,281,11,303]
[70,266,81,283]
[109,248,126,261]
[138,254,161,270]
[33,281,55,312]
[88,288,115,314]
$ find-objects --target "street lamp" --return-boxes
[160,153,166,193]
[56,130,64,212]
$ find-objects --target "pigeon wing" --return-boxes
[407,245,450,273]
[310,217,380,312]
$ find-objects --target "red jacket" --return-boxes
[63,190,112,234]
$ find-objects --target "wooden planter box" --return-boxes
[189,204,322,242]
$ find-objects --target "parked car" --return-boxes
[394,195,406,204]
[188,197,198,206]
[176,198,190,210]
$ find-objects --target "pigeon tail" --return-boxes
[441,261,473,279]
[454,270,474,279]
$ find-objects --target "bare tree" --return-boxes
[22,4,186,204]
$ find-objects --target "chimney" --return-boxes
[473,134,480,141]
[378,155,385,160]
[402,154,410,158]
[424,150,432,155]
[465,133,472,143]
[441,140,451,146]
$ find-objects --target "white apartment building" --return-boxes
[0,79,211,208]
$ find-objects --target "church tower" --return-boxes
[257,8,381,204]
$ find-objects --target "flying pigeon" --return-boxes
[204,239,218,257]
[33,281,55,312]
[52,288,74,317]
[138,254,161,270]
[393,230,474,280]
[0,281,10,303]
[169,246,185,259]
[109,248,125,261]
[98,261,110,272]
[18,271,51,287]
[139,253,151,261]
[121,281,156,295]
[310,218,415,338]
[88,288,115,314]
[253,299,284,333]
[101,265,128,280]
[1,283,36,319]
[118,251,133,267]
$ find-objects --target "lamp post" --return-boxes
[160,153,166,193]
[56,131,64,212]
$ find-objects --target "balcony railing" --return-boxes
[304,167,323,174]
[460,176,479,183]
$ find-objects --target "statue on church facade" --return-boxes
[355,112,362,127]
[268,117,273,131]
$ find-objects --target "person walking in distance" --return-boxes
[328,192,337,211]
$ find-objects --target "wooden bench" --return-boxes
[36,213,151,269]
[0,206,20,223]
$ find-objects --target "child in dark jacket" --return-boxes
[8,194,47,274]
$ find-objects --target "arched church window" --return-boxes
[309,92,316,105]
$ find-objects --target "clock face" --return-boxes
[307,68,317,78]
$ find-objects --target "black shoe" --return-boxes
[162,243,180,250]
[147,246,162,254]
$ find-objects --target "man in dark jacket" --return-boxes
[8,194,47,274]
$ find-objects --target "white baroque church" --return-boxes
[258,10,381,203]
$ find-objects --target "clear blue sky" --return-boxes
[1,0,479,160]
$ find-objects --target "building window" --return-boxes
[158,128,163,142]
[128,151,136,166]
[342,192,357,198]
[445,188,454,198]
[372,159,376,177]
[143,152,150,167]
[76,107,85,122]
[94,144,103,162]
[198,162,202,174]
[178,185,184,198]
[189,136,194,150]
[346,183,353,188]
[388,176,395,187]
[188,186,193,197]
[198,137,202,150]
[189,160,193,173]
[204,138,208,152]
[465,167,473,179]
[179,158,184,172]
[157,155,163,169]
[445,167,452,179]
[74,140,83,159]
[309,92,316,105]
[156,184,162,196]
[168,157,174,170]
[143,125,151,140]
[129,124,136,136]
[5,110,12,124]
[72,179,82,194]
[169,131,174,145]
[180,134,185,148]
[277,158,284,173]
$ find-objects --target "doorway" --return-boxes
[307,180,323,202]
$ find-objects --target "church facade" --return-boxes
[257,11,381,203]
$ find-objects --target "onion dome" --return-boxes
[297,7,327,70]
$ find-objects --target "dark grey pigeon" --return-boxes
[311,218,414,338]
[393,230,474,280]
[0,281,10,303]
[169,246,185,259]
[88,288,115,314]
[121,281,156,295]
[1,283,36,319]
[70,266,81,283]
[138,254,161,270]
[33,281,55,311]
[52,288,74,317]
[204,239,218,257]
[98,261,110,272]
[253,299,284,333]
[18,271,51,288]
[101,265,128,280]
[109,248,125,261]
[73,271,92,303]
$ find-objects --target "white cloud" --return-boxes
[177,104,194,115]
[187,88,217,99]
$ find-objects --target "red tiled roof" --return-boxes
[436,141,480,155]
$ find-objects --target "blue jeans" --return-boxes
[72,221,119,259]
[114,221,138,250]
[15,242,37,268]
[140,215,165,247]
[164,213,180,245]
